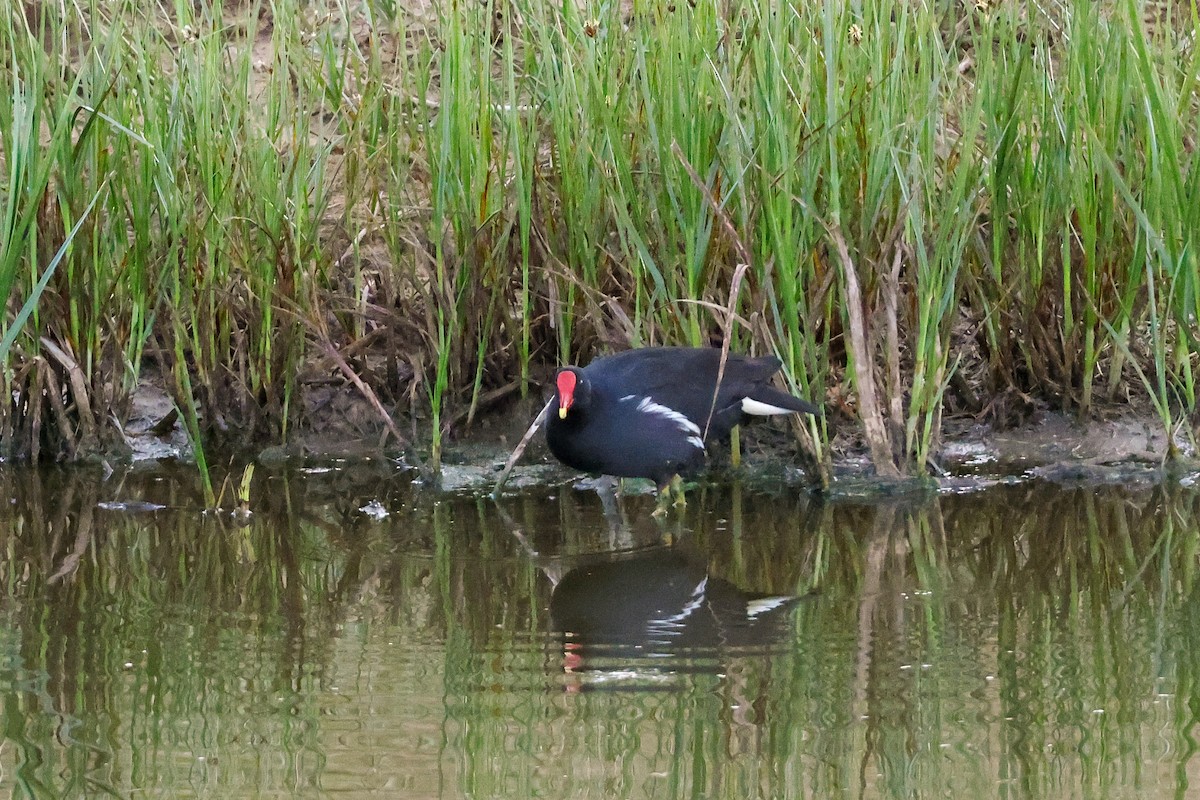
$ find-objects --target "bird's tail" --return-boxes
[743,386,821,417]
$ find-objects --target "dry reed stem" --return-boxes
[704,262,750,441]
[39,337,98,450]
[828,229,901,478]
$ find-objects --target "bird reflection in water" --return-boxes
[547,547,805,692]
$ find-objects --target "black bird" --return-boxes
[546,347,819,513]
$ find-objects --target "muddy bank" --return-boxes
[118,374,1197,497]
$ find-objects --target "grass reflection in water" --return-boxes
[1,465,1198,799]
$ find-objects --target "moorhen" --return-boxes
[546,347,819,513]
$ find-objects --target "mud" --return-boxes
[118,371,1199,500]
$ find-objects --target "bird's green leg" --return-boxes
[670,473,687,508]
[730,425,741,469]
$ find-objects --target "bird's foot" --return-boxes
[653,486,672,517]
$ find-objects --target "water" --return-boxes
[2,463,1199,799]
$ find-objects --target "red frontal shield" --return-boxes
[556,371,577,418]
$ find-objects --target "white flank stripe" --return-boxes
[653,578,708,628]
[636,397,702,436]
[687,436,705,450]
[745,596,792,619]
[741,397,794,416]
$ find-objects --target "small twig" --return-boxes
[673,297,755,331]
[883,245,905,445]
[448,380,522,429]
[671,140,751,265]
[491,398,553,499]
[40,337,98,449]
[704,263,750,440]
[42,364,78,457]
[275,295,407,448]
[318,337,406,447]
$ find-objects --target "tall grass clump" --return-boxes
[974,0,1200,442]
[0,0,1196,480]
[1,0,339,496]
[0,10,145,463]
